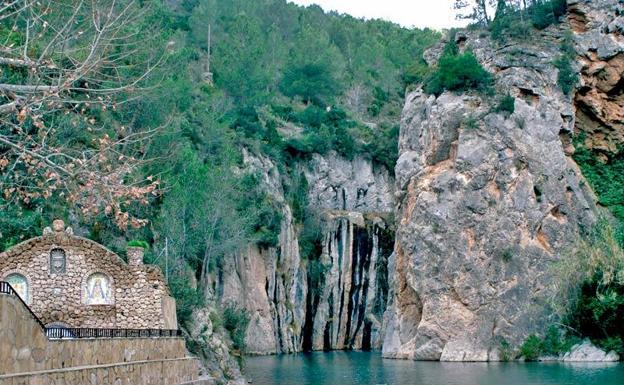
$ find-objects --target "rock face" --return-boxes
[188,307,246,385]
[206,0,623,362]
[215,150,395,354]
[382,15,602,360]
[308,211,393,351]
[571,0,624,154]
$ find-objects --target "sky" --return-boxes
[288,0,469,30]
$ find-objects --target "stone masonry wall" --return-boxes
[0,220,177,329]
[0,294,199,384]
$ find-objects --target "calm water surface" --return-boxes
[244,351,624,385]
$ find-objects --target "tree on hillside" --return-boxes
[280,27,344,105]
[0,0,166,229]
[455,0,567,28]
[454,0,496,26]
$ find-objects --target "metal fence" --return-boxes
[0,281,181,339]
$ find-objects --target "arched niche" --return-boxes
[83,272,114,305]
[5,273,30,304]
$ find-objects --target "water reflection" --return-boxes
[244,351,624,385]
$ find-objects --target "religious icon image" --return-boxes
[84,273,112,305]
[50,248,67,274]
[6,273,29,303]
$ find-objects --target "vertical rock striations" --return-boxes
[217,151,395,354]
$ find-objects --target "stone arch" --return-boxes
[45,321,72,328]
[49,247,67,274]
[3,271,31,304]
[82,272,115,305]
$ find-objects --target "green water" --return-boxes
[244,351,624,385]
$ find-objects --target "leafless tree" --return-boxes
[0,0,166,229]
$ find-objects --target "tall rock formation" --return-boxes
[383,0,623,361]
[216,150,395,354]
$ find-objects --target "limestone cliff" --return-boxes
[215,150,395,354]
[199,0,622,362]
[571,0,624,154]
[383,0,622,362]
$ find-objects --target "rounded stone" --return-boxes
[52,219,65,232]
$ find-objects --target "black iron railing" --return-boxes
[0,281,181,339]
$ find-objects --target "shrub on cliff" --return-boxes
[520,335,543,360]
[494,94,516,115]
[519,327,581,360]
[223,306,250,353]
[551,219,624,355]
[424,42,493,95]
[554,34,578,96]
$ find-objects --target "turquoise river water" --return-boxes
[244,351,624,385]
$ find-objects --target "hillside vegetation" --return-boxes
[0,0,439,327]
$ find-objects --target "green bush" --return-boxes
[462,115,480,131]
[490,12,530,41]
[0,206,43,252]
[495,94,515,115]
[499,338,515,361]
[365,124,400,170]
[554,34,578,96]
[552,219,624,353]
[209,310,223,331]
[285,171,309,224]
[520,334,543,361]
[530,0,567,30]
[595,336,624,356]
[223,306,250,353]
[280,106,359,160]
[424,42,493,95]
[239,173,283,248]
[368,86,390,117]
[541,325,580,356]
[168,275,203,327]
[573,138,624,223]
[127,240,149,249]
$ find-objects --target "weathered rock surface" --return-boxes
[383,9,602,361]
[571,0,624,155]
[188,307,246,385]
[562,340,620,362]
[215,150,394,354]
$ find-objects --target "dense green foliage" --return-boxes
[520,334,543,361]
[551,130,624,356]
[573,139,624,229]
[223,306,250,353]
[554,34,578,96]
[550,219,624,356]
[519,327,581,360]
[489,0,568,41]
[423,41,493,95]
[0,1,440,343]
